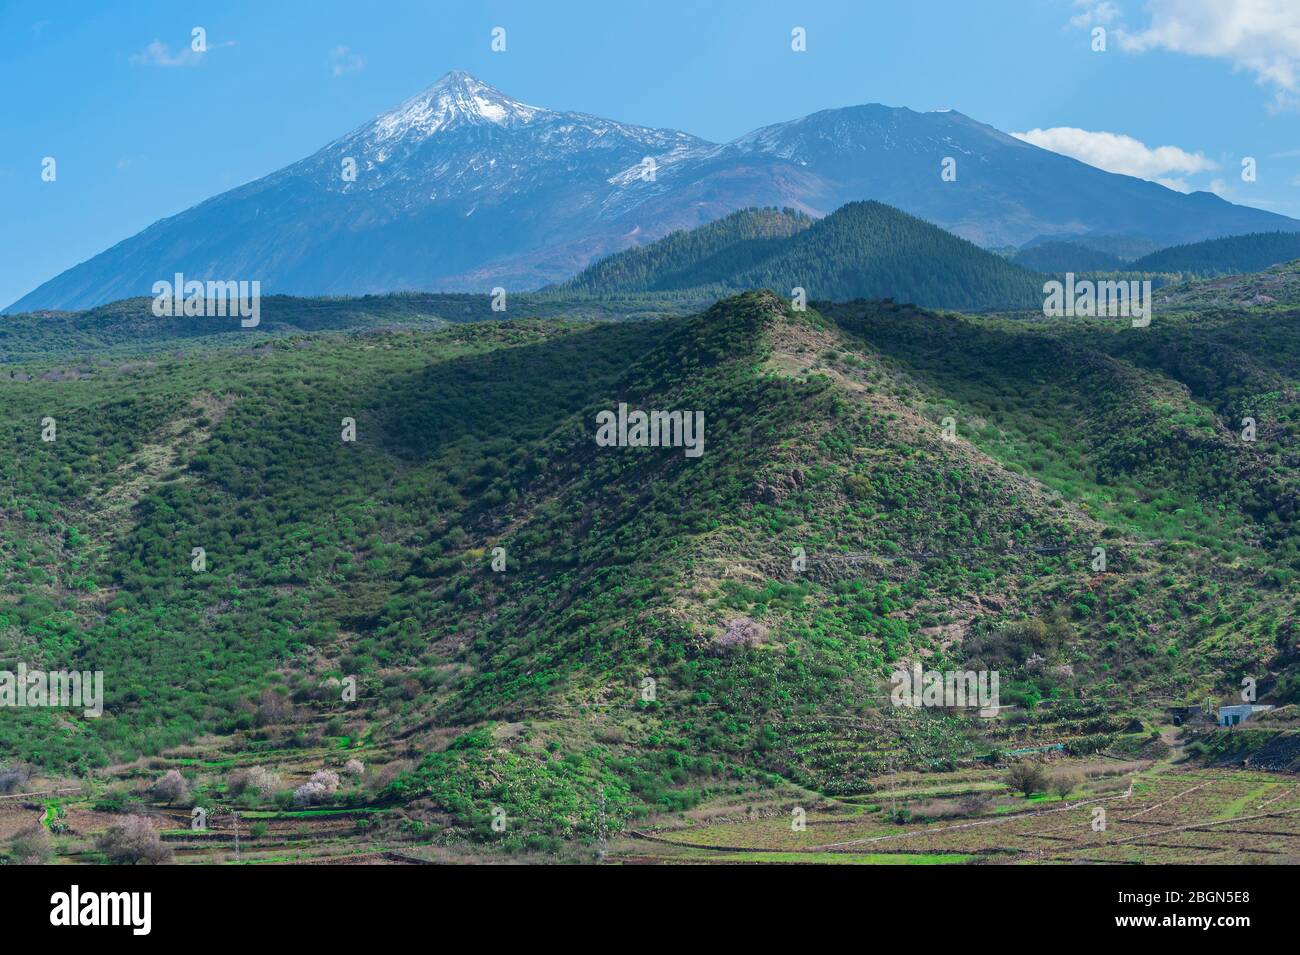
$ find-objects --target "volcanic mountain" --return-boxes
[10,70,1298,312]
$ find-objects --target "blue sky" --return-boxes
[3,0,1299,308]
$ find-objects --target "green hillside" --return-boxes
[556,207,814,296]
[3,289,1297,858]
[1157,259,1300,310]
[561,202,1045,310]
[0,292,695,362]
[1130,231,1300,276]
[1012,240,1126,274]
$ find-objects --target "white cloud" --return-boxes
[1070,1,1120,28]
[1011,127,1217,187]
[130,37,234,68]
[130,40,203,67]
[1078,1,1300,106]
[329,46,366,77]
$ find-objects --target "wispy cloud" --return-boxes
[1069,1,1120,28]
[329,46,366,77]
[130,36,234,68]
[131,40,202,67]
[1072,1,1300,109]
[1012,126,1217,191]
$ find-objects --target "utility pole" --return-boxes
[231,810,241,863]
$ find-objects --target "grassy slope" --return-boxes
[0,292,696,362]
[2,290,1297,849]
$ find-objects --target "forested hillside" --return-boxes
[3,289,1296,858]
[1158,260,1300,310]
[1011,241,1126,274]
[1131,231,1300,276]
[0,292,694,361]
[556,207,813,295]
[561,202,1046,310]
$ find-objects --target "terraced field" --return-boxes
[4,290,1298,865]
[611,761,1300,865]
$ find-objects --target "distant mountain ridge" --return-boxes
[560,202,1044,310]
[10,70,1300,312]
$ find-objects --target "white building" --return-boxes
[1217,704,1274,727]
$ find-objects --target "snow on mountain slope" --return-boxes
[9,72,1299,312]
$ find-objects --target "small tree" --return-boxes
[293,782,328,806]
[0,766,28,795]
[151,769,188,805]
[1005,760,1050,797]
[293,768,342,806]
[96,816,173,865]
[8,824,53,864]
[229,766,281,799]
[1051,772,1079,799]
[309,769,340,793]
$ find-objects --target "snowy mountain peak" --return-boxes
[13,81,1300,313]
[368,70,545,142]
